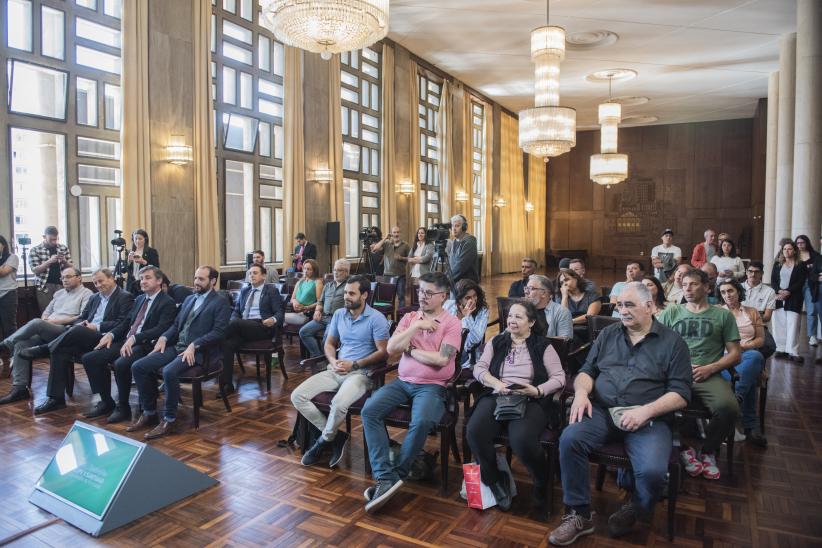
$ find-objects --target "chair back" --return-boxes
[587,315,621,341]
[448,328,470,384]
[227,279,246,291]
[375,275,399,285]
[410,283,420,307]
[601,286,611,298]
[599,302,616,316]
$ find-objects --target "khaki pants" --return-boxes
[691,373,739,454]
[290,367,372,441]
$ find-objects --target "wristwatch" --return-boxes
[352,360,360,371]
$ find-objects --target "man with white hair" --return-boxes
[525,274,573,339]
[300,259,350,357]
[447,214,479,285]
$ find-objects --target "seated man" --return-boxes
[299,259,349,357]
[220,264,284,394]
[0,267,92,405]
[550,282,691,545]
[658,268,740,480]
[700,262,720,304]
[508,257,537,298]
[525,274,573,338]
[128,266,230,440]
[32,268,135,415]
[741,261,776,323]
[664,263,691,305]
[568,259,598,293]
[245,249,279,284]
[291,274,389,468]
[361,272,462,513]
[610,262,645,317]
[81,266,177,423]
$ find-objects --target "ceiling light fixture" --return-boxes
[586,68,637,83]
[590,74,628,189]
[261,0,389,61]
[566,30,619,50]
[518,0,576,159]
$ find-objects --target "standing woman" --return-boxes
[710,238,745,284]
[126,229,160,294]
[0,236,20,372]
[406,227,434,288]
[285,259,323,326]
[771,240,806,363]
[794,235,819,346]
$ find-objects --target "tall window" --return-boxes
[418,73,441,226]
[211,0,285,265]
[341,46,381,257]
[470,100,486,251]
[3,0,123,272]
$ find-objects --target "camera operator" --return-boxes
[447,214,479,286]
[29,226,74,312]
[370,226,410,306]
[126,229,160,294]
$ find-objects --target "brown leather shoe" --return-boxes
[125,413,160,432]
[144,420,177,440]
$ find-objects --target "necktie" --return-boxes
[127,298,150,339]
[244,289,257,320]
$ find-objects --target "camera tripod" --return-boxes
[355,243,380,278]
[112,245,129,289]
[430,242,449,274]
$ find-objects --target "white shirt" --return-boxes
[711,255,745,283]
[410,244,424,278]
[135,293,159,335]
[742,281,776,314]
[90,290,114,328]
[244,285,264,320]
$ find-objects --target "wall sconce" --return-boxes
[525,201,535,212]
[455,190,469,202]
[396,180,415,195]
[165,135,192,165]
[494,197,507,208]
[307,169,333,183]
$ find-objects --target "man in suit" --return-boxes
[220,264,284,394]
[128,266,230,440]
[81,266,178,423]
[31,268,135,415]
[292,232,317,272]
[447,214,479,286]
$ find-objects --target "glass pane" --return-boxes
[259,184,278,199]
[341,87,358,104]
[224,160,253,263]
[77,136,120,159]
[341,71,358,88]
[272,42,284,76]
[41,6,65,59]
[362,181,378,193]
[106,197,122,266]
[222,66,236,104]
[223,20,252,44]
[104,84,121,130]
[344,179,359,256]
[239,72,252,109]
[223,113,259,152]
[239,0,252,20]
[76,77,97,126]
[76,45,121,74]
[7,0,33,51]
[78,196,101,272]
[371,83,379,110]
[342,143,360,171]
[76,18,121,47]
[341,106,349,136]
[259,165,277,180]
[362,148,370,175]
[259,78,282,98]
[223,41,253,65]
[362,129,379,144]
[79,164,121,186]
[104,0,122,18]
[9,60,68,120]
[361,62,378,79]
[361,81,370,108]
[10,129,68,246]
[258,121,271,156]
[273,124,283,159]
[362,47,378,62]
[361,112,378,128]
[363,196,378,209]
[350,110,359,137]
[371,149,379,176]
[275,208,284,262]
[76,0,96,8]
[260,207,272,259]
[258,98,282,117]
[258,36,270,71]
[222,0,235,12]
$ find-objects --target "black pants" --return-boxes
[82,343,151,406]
[220,319,275,386]
[0,290,17,341]
[46,325,103,400]
[466,395,549,487]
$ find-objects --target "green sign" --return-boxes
[35,423,142,519]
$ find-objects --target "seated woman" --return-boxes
[717,278,767,448]
[444,279,490,367]
[284,259,323,326]
[465,301,565,512]
[641,275,667,316]
[555,268,601,343]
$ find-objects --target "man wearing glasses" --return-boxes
[741,261,776,324]
[361,271,462,513]
[299,259,350,357]
[0,267,92,405]
[525,274,573,338]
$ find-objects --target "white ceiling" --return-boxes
[388,0,797,128]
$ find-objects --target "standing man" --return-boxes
[371,226,410,306]
[690,228,717,269]
[29,226,74,311]
[568,259,598,293]
[609,262,646,316]
[128,266,230,440]
[447,214,479,286]
[245,250,279,283]
[292,233,318,273]
[651,229,682,283]
[509,257,537,297]
[741,261,776,323]
[525,274,573,339]
[299,259,349,357]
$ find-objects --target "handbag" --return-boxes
[493,394,527,420]
[760,326,776,360]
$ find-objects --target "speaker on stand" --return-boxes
[326,221,340,273]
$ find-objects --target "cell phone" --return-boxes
[507,383,525,390]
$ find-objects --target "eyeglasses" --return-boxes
[417,289,446,299]
[524,286,545,293]
[746,269,762,274]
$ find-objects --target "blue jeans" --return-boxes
[559,405,671,517]
[803,282,818,338]
[361,379,445,482]
[722,349,764,430]
[132,347,194,422]
[298,319,328,357]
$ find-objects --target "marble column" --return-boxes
[772,33,796,252]
[762,72,779,268]
[791,0,822,240]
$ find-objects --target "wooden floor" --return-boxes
[2,270,822,547]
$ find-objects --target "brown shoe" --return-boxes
[144,420,177,440]
[549,510,596,546]
[125,413,160,432]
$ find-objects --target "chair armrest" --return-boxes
[366,361,398,388]
[299,355,327,371]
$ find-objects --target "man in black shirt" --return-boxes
[508,257,536,297]
[549,282,692,545]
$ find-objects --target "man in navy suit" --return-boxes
[32,268,135,415]
[129,266,230,440]
[81,266,178,423]
[220,264,284,394]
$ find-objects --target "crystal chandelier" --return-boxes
[261,0,389,60]
[519,1,576,158]
[590,75,628,188]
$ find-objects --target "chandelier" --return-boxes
[519,1,576,158]
[590,75,628,188]
[261,0,389,60]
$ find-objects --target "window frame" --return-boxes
[418,71,442,227]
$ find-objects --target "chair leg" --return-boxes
[759,384,767,435]
[546,446,556,516]
[278,349,288,380]
[439,427,449,497]
[363,429,371,476]
[727,434,734,477]
[449,427,461,464]
[66,364,75,398]
[595,463,607,491]
[667,463,680,541]
[461,422,472,464]
[192,381,202,430]
[345,413,352,435]
[265,353,272,391]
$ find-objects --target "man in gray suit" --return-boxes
[447,214,479,286]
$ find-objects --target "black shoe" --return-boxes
[816,357,822,365]
[107,405,132,424]
[490,475,513,512]
[789,355,804,364]
[328,431,349,469]
[216,384,235,399]
[34,398,66,415]
[0,386,31,405]
[83,400,115,419]
[774,351,788,359]
[608,503,637,538]
[744,428,768,448]
[19,344,50,360]
[532,481,548,509]
[300,437,330,466]
[364,478,404,513]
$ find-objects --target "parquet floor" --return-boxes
[2,271,822,547]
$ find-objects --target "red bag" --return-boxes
[462,463,496,509]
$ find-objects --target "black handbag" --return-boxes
[760,326,776,360]
[493,393,527,421]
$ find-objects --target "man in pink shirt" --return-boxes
[362,272,463,513]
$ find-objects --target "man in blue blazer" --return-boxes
[220,264,285,394]
[81,266,178,423]
[129,266,230,440]
[32,268,135,415]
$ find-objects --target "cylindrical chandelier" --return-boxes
[261,0,389,60]
[590,78,628,188]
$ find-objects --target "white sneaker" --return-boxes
[700,453,720,480]
[810,336,819,347]
[680,448,703,477]
[734,428,747,442]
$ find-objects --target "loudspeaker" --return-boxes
[326,221,340,246]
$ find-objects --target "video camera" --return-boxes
[16,235,31,246]
[426,222,451,243]
[110,229,127,249]
[358,226,381,246]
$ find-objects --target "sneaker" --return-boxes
[328,431,349,469]
[364,478,404,513]
[700,453,720,480]
[300,437,330,467]
[363,485,375,502]
[744,428,768,448]
[548,510,596,546]
[810,336,819,347]
[733,428,747,442]
[607,503,637,538]
[680,448,703,477]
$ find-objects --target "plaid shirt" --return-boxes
[28,243,72,290]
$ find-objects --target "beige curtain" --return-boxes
[498,113,527,273]
[191,0,220,268]
[436,81,452,221]
[380,44,397,232]
[328,54,345,260]
[283,47,306,260]
[527,154,547,265]
[460,88,473,237]
[481,104,494,277]
[121,0,151,235]
[409,60,421,229]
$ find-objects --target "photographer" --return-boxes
[29,226,74,312]
[447,214,479,285]
[126,229,160,294]
[370,226,410,306]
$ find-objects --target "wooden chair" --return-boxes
[396,283,420,319]
[586,315,621,342]
[227,279,246,291]
[235,330,288,388]
[370,281,398,320]
[598,302,616,316]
